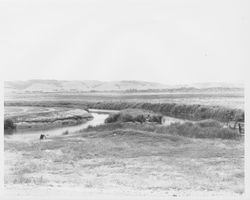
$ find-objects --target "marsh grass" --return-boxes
[13,175,47,185]
[105,109,162,124]
[86,121,239,140]
[196,119,222,128]
[5,100,244,122]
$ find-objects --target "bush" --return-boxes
[4,119,16,130]
[148,115,162,124]
[234,111,244,122]
[104,113,121,123]
[87,125,93,129]
[4,119,16,135]
[134,115,146,123]
[166,122,238,139]
[120,114,134,122]
[62,130,69,135]
[104,109,162,124]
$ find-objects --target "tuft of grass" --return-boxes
[13,175,47,185]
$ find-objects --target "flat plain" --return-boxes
[5,89,244,109]
[4,90,245,197]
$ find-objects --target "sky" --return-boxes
[0,0,249,84]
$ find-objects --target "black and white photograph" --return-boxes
[0,0,249,199]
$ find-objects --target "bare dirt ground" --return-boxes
[4,127,244,198]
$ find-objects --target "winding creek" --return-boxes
[5,108,188,142]
[5,111,109,142]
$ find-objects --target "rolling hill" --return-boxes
[4,80,169,92]
[4,80,244,93]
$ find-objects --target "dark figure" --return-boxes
[40,134,46,140]
[238,123,242,134]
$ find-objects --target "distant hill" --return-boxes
[180,82,244,89]
[4,80,244,93]
[4,80,168,92]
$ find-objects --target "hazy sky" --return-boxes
[0,0,249,84]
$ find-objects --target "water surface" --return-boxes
[5,113,109,141]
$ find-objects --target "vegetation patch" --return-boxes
[84,101,244,123]
[164,122,239,139]
[4,119,16,135]
[196,119,222,128]
[86,121,239,140]
[6,101,244,123]
[104,109,163,124]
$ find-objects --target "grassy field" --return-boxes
[4,90,245,197]
[4,122,244,196]
[5,90,244,109]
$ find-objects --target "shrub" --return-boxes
[87,125,93,129]
[4,119,16,130]
[104,109,162,124]
[62,130,69,135]
[166,122,238,139]
[104,113,121,123]
[134,115,146,123]
[120,114,134,122]
[148,115,162,124]
[4,119,16,135]
[234,111,244,122]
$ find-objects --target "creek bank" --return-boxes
[5,107,93,133]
